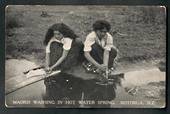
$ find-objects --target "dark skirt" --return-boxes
[89,43,117,69]
[49,38,84,71]
[44,39,84,102]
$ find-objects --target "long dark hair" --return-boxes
[43,23,78,45]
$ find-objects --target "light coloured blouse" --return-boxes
[84,31,114,52]
[46,37,73,53]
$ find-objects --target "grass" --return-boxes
[5,6,166,66]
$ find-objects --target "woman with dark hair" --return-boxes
[83,20,119,82]
[43,22,119,105]
[44,23,83,73]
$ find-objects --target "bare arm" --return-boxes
[50,49,69,70]
[45,52,50,69]
[103,49,109,68]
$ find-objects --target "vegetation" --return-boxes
[5,6,166,66]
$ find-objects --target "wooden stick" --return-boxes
[23,66,45,74]
[6,70,61,95]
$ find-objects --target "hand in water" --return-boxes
[45,67,52,74]
[98,64,107,71]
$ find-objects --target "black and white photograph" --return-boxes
[5,5,166,108]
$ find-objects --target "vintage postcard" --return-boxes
[5,5,166,108]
